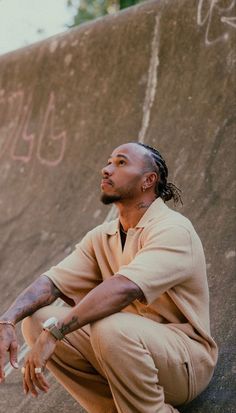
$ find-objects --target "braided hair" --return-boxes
[136,142,183,205]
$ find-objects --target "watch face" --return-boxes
[43,317,58,329]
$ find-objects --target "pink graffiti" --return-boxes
[197,0,236,45]
[36,92,67,167]
[0,89,67,167]
[0,90,24,158]
[10,94,35,163]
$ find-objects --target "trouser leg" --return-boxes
[21,305,117,413]
[90,312,191,413]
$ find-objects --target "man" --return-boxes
[0,142,218,413]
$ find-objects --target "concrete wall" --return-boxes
[0,1,235,412]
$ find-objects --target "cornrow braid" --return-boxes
[136,142,183,205]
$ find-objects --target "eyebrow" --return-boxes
[109,154,129,160]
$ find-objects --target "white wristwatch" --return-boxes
[42,317,64,340]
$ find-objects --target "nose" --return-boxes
[101,164,113,176]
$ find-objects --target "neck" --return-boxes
[116,195,157,232]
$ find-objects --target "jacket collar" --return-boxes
[104,197,169,235]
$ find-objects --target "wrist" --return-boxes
[42,317,64,341]
[0,320,15,328]
[41,328,58,343]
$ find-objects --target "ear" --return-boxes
[143,172,158,189]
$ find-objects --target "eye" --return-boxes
[119,159,126,165]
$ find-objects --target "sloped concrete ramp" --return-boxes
[0,1,235,412]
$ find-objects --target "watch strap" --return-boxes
[49,325,64,340]
[43,323,64,341]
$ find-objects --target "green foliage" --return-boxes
[67,0,144,27]
[120,0,139,9]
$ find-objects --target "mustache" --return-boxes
[101,178,114,186]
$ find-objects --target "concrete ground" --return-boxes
[0,0,235,412]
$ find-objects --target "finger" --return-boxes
[24,364,38,397]
[9,340,19,369]
[30,366,49,392]
[28,363,49,394]
[0,352,6,383]
[35,368,50,392]
[29,362,42,393]
[22,368,29,395]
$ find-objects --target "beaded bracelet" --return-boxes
[0,320,15,328]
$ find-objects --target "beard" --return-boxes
[100,177,142,205]
[100,193,122,204]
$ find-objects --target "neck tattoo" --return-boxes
[136,201,153,210]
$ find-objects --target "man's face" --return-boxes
[100,143,147,205]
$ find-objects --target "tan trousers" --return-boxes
[22,305,195,413]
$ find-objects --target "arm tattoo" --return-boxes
[1,275,62,325]
[59,316,80,336]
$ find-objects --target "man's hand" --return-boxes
[0,275,62,385]
[22,330,56,397]
[0,324,19,383]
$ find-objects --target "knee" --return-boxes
[90,313,136,359]
[21,317,40,347]
[21,307,50,347]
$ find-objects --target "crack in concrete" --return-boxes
[138,15,160,143]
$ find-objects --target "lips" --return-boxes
[101,178,113,185]
[101,179,113,189]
